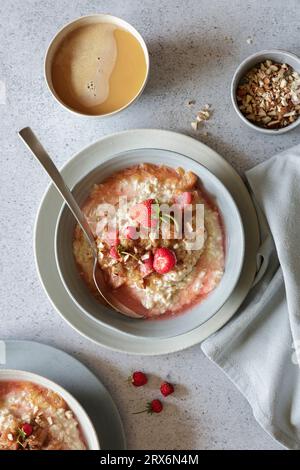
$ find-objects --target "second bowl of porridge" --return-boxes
[55,148,245,338]
[0,370,99,450]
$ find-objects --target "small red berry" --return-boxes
[153,247,176,274]
[22,423,33,436]
[131,371,148,387]
[160,382,174,397]
[149,399,163,414]
[133,399,163,415]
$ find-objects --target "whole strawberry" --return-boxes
[148,399,163,414]
[134,399,163,414]
[160,381,174,397]
[22,423,33,436]
[131,371,148,387]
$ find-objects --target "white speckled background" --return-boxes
[1,0,299,450]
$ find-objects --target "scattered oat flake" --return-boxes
[246,37,253,44]
[191,121,198,131]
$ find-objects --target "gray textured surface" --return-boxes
[2,0,299,450]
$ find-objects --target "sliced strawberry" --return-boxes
[140,253,154,278]
[130,199,158,229]
[103,228,120,247]
[109,246,120,260]
[124,225,137,240]
[153,248,176,274]
[175,191,192,208]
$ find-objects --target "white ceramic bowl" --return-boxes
[44,14,149,118]
[55,148,245,339]
[231,49,300,134]
[0,369,100,450]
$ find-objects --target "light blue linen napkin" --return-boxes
[202,144,300,450]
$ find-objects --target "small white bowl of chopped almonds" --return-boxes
[231,49,300,134]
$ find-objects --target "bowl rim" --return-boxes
[231,48,300,134]
[0,368,100,450]
[44,13,150,118]
[54,148,245,338]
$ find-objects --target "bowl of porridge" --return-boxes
[0,370,99,450]
[55,148,245,338]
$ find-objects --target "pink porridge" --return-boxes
[73,163,225,317]
[0,381,86,450]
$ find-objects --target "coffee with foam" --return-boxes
[51,22,147,115]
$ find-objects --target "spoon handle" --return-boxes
[18,127,97,256]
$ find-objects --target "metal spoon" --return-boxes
[18,127,143,319]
